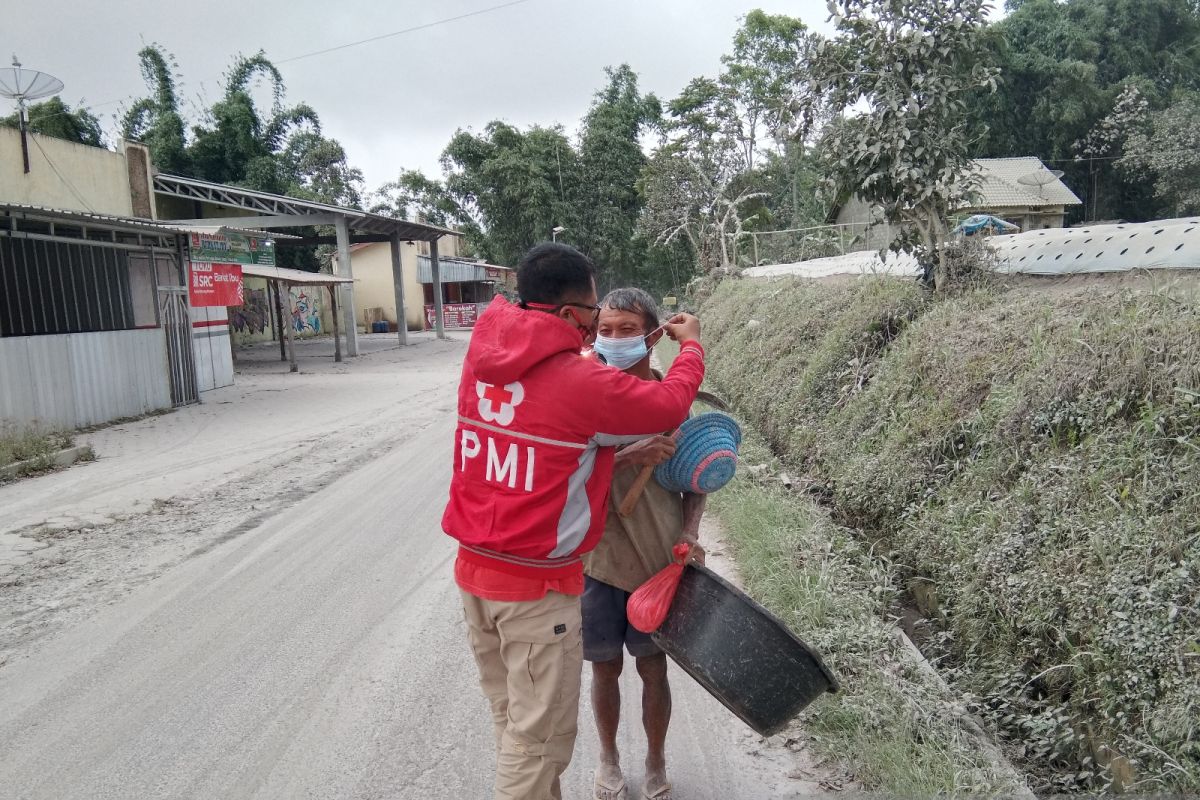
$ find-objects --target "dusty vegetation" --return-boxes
[699,274,1200,794]
[708,433,1026,797]
[0,428,77,480]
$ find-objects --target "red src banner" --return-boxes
[189,262,244,307]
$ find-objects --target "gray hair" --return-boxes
[601,287,660,335]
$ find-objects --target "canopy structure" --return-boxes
[236,263,354,373]
[153,173,459,353]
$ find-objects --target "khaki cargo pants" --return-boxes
[461,589,583,800]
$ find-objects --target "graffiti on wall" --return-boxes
[291,290,322,334]
[229,288,270,334]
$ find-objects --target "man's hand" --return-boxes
[677,533,706,565]
[616,435,677,468]
[663,313,701,345]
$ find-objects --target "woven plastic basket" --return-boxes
[654,412,742,494]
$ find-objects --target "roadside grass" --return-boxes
[0,427,75,477]
[656,322,1022,796]
[698,274,1200,794]
[709,433,1024,797]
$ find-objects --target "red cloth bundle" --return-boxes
[627,543,691,633]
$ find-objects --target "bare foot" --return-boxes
[594,761,627,800]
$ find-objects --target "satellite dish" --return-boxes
[1016,168,1065,198]
[0,55,65,174]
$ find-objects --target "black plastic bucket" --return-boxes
[652,564,839,737]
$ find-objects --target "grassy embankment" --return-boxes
[691,275,1200,795]
[658,329,1028,797]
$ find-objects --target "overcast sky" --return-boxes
[5,0,835,197]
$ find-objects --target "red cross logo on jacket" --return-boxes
[476,380,525,426]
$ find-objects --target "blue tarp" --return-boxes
[953,214,1021,236]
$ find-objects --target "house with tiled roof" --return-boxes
[831,156,1083,252]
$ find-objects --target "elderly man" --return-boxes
[583,287,707,800]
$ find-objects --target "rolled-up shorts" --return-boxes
[582,576,662,661]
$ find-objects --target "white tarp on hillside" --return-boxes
[745,217,1200,280]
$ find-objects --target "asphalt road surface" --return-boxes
[0,334,822,799]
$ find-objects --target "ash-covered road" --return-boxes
[0,334,826,799]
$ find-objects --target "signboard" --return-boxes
[189,262,244,307]
[188,231,275,266]
[424,302,480,330]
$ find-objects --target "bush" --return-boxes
[700,275,1200,793]
[0,427,73,475]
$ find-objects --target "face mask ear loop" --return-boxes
[644,321,669,343]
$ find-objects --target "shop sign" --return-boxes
[188,231,276,266]
[424,302,480,329]
[190,262,244,307]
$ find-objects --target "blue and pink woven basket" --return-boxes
[654,412,743,494]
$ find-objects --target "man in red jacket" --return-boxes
[443,243,705,800]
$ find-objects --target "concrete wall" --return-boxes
[0,329,172,430]
[0,128,133,216]
[835,196,895,253]
[228,277,336,346]
[341,237,462,331]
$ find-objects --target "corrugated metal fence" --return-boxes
[0,329,172,429]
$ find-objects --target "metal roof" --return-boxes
[240,264,354,285]
[416,255,512,284]
[151,173,459,241]
[0,202,185,235]
[156,221,301,240]
[970,158,1083,208]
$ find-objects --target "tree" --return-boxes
[1118,91,1200,214]
[720,10,820,170]
[0,97,104,147]
[438,121,579,266]
[972,0,1200,221]
[639,145,766,276]
[800,0,999,289]
[121,45,189,174]
[573,65,661,290]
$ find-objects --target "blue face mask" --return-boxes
[593,333,649,370]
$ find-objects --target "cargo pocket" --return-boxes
[499,594,581,747]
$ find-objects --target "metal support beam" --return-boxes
[274,234,392,247]
[167,214,341,230]
[389,233,409,347]
[334,216,359,357]
[430,237,445,340]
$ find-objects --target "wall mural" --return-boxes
[291,289,322,334]
[228,288,269,334]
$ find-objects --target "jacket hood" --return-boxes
[468,297,584,385]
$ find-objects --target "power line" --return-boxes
[11,0,540,129]
[1042,149,1200,164]
[275,0,536,65]
[28,133,96,212]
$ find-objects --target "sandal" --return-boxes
[593,769,628,800]
[642,782,673,800]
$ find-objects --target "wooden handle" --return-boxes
[618,464,656,517]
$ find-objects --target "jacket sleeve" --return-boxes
[588,342,705,437]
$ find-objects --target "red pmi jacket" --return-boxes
[442,297,705,582]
